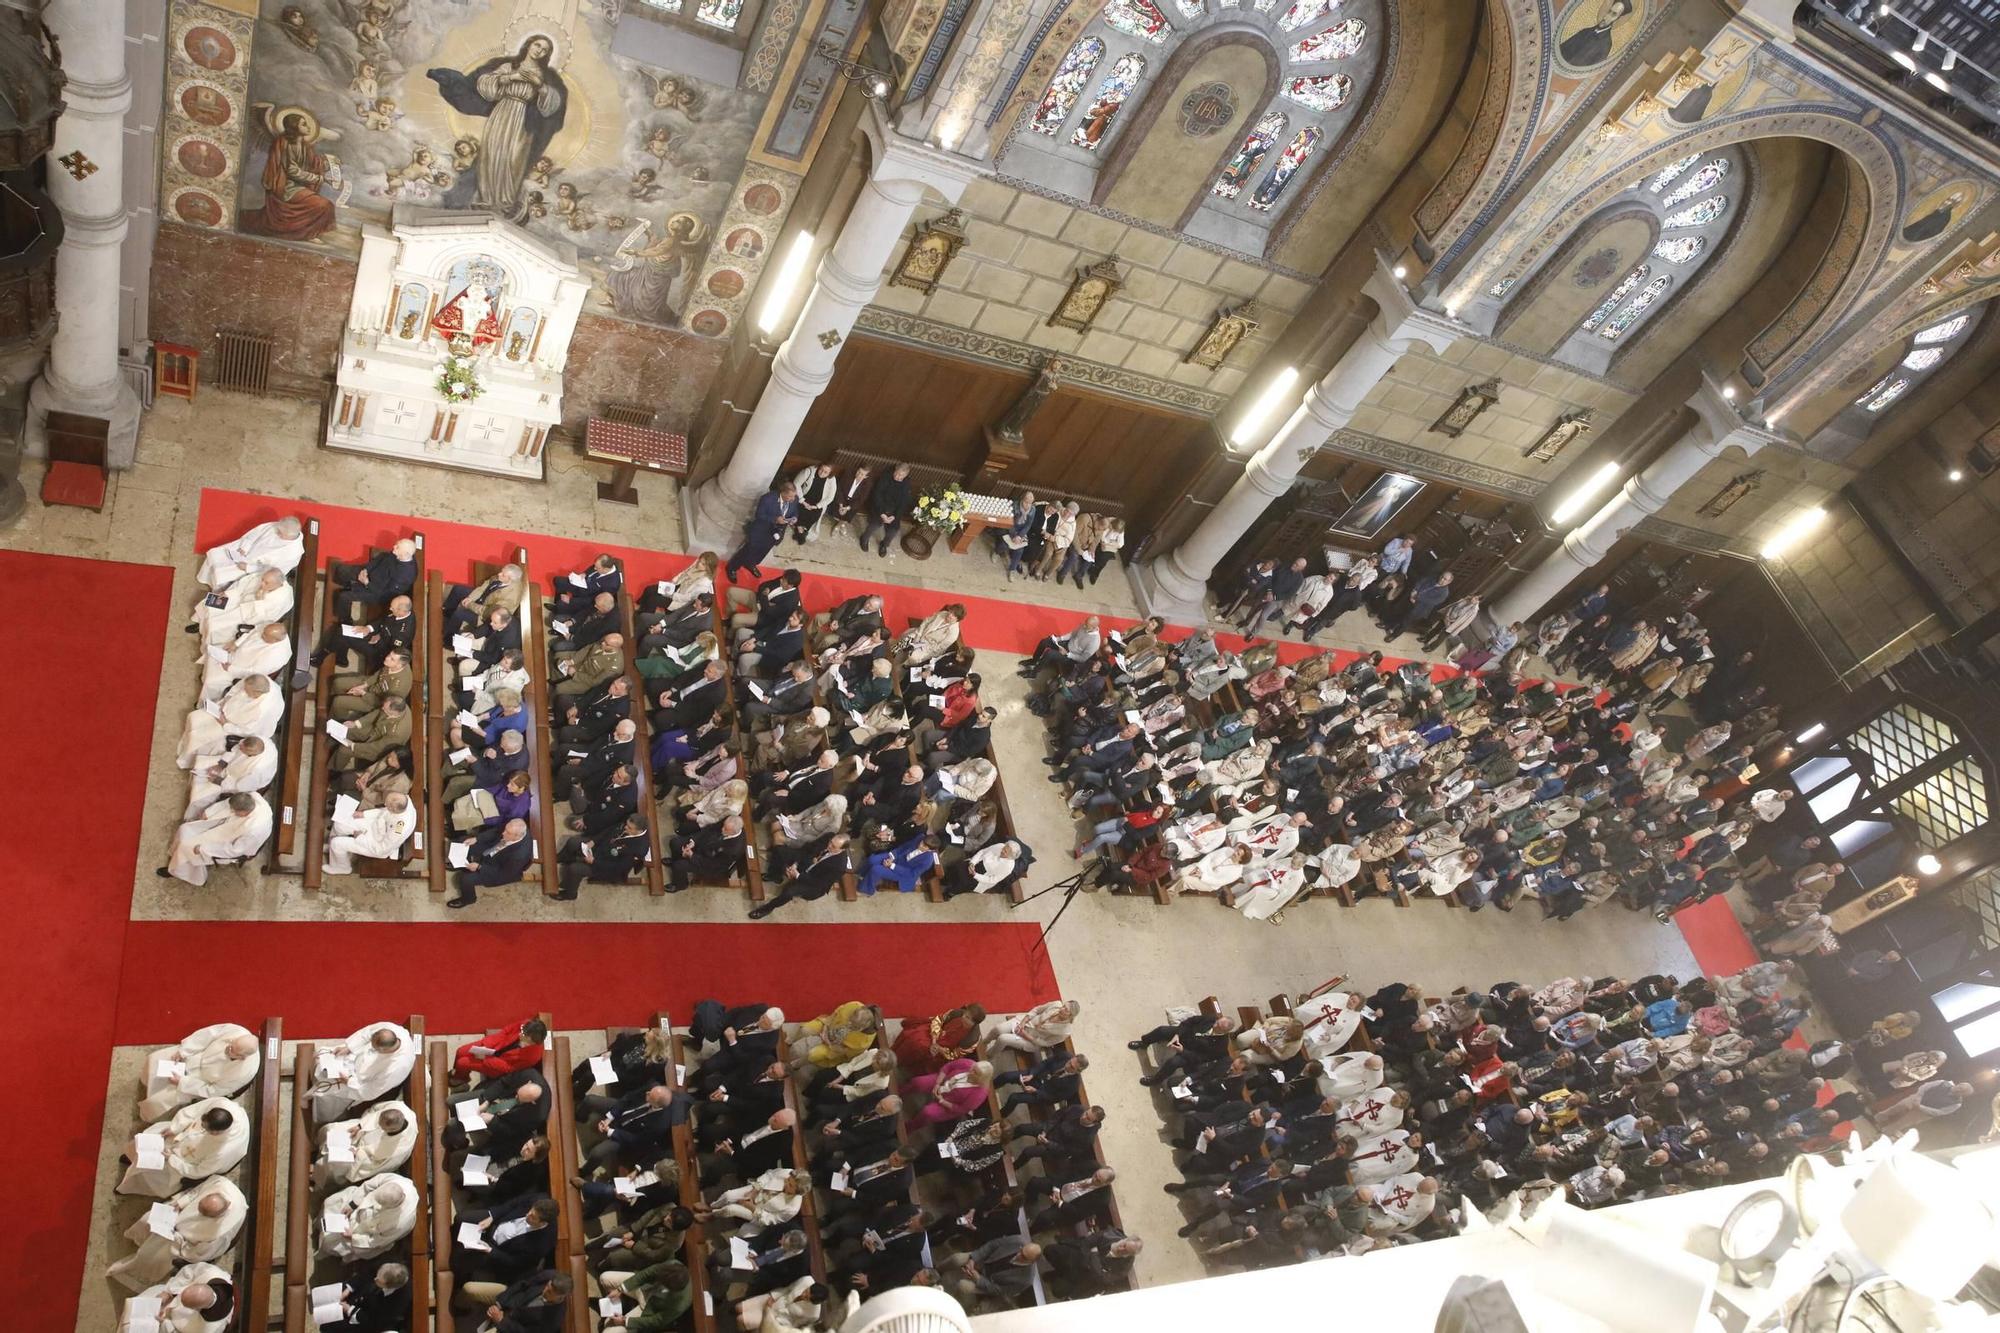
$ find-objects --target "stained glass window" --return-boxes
[1661,159,1729,208]
[1029,37,1104,137]
[1288,17,1365,61]
[1579,266,1649,333]
[1249,125,1321,212]
[1647,153,1702,193]
[1915,314,1970,345]
[1902,347,1945,372]
[1070,53,1145,151]
[1280,72,1352,112]
[1213,110,1286,201]
[1251,0,1277,9]
[1175,0,1202,16]
[1653,236,1706,264]
[1663,196,1727,229]
[1863,377,1910,411]
[1598,274,1671,339]
[1102,0,1172,43]
[694,0,740,28]
[1275,0,1338,31]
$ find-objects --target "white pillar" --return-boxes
[1130,258,1460,622]
[1492,376,1776,624]
[684,124,980,551]
[26,0,143,467]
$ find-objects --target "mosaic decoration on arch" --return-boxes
[1647,152,1701,193]
[1280,72,1352,112]
[1249,124,1321,212]
[1102,0,1172,43]
[1901,347,1945,372]
[1071,52,1146,150]
[1661,159,1729,208]
[1579,265,1649,333]
[1288,17,1365,62]
[1914,314,1969,345]
[1213,110,1286,200]
[1275,0,1340,32]
[1030,36,1105,136]
[1599,274,1672,339]
[1663,196,1727,229]
[1175,0,1204,16]
[1652,236,1705,264]
[1860,376,1909,411]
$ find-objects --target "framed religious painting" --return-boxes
[1332,472,1424,539]
[889,208,968,295]
[1048,257,1123,332]
[1186,300,1259,369]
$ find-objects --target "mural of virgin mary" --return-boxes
[428,35,568,221]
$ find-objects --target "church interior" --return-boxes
[11,0,2000,1329]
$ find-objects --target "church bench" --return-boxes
[271,519,322,867]
[989,1028,1130,1288]
[426,1041,455,1333]
[705,595,765,902]
[506,551,561,897]
[351,534,432,880]
[780,1077,832,1291]
[548,1036,591,1333]
[406,1024,435,1333]
[425,571,451,895]
[970,1033,1048,1307]
[300,562,341,889]
[236,1018,283,1333]
[663,1020,723,1333]
[281,1039,317,1313]
[612,587,668,895]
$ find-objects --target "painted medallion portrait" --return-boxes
[1554,0,1640,73]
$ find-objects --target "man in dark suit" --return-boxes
[637,594,713,652]
[1135,1014,1237,1087]
[448,818,535,908]
[565,763,639,839]
[337,1259,412,1332]
[817,592,884,644]
[742,660,815,721]
[727,483,799,582]
[328,539,418,620]
[453,1193,559,1285]
[454,1066,552,1160]
[667,816,746,894]
[728,569,803,634]
[693,1061,791,1148]
[858,463,913,557]
[555,677,634,749]
[737,609,807,680]
[650,661,726,733]
[813,1094,904,1172]
[307,591,418,677]
[822,1148,916,1224]
[754,751,837,817]
[710,1228,810,1300]
[1010,1103,1103,1173]
[474,1270,571,1333]
[553,555,622,618]
[583,1085,690,1172]
[696,1107,799,1182]
[997,1052,1089,1114]
[550,591,620,654]
[748,834,850,919]
[556,813,651,900]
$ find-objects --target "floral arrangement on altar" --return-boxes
[913,483,971,534]
[436,349,485,404]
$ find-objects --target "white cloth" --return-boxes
[118,1097,249,1196]
[306,1021,416,1123]
[324,803,418,873]
[197,520,304,587]
[193,569,295,647]
[166,794,274,886]
[140,1023,261,1120]
[318,1173,417,1260]
[1750,789,1788,822]
[185,743,279,820]
[314,1099,418,1187]
[108,1177,246,1290]
[200,627,292,703]
[469,664,532,716]
[177,681,284,767]
[1296,992,1364,1056]
[116,1261,233,1333]
[736,1274,820,1333]
[1181,846,1245,895]
[712,1167,801,1227]
[1338,1092,1404,1135]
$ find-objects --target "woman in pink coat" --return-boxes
[903,1059,994,1129]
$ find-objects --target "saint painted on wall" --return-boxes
[428,35,568,221]
[608,212,709,326]
[241,104,340,242]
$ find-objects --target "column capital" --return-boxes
[1362,254,1463,356]
[864,105,984,205]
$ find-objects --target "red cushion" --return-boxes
[41,459,106,510]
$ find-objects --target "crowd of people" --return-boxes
[1137,963,1912,1271]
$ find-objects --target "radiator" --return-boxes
[213,328,274,395]
[602,400,654,427]
[119,351,155,409]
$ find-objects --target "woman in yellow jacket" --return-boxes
[790,1002,884,1071]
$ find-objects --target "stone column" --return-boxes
[1490,376,1775,625]
[26,0,142,467]
[1130,257,1460,622]
[684,125,980,551]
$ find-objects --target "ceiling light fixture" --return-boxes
[1917,853,1943,875]
[1796,723,1827,744]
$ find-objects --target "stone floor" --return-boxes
[25,391,1698,1310]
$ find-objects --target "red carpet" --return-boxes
[6,551,175,1325]
[111,920,1060,1046]
[1672,896,1762,978]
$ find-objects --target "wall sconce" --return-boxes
[817,41,893,100]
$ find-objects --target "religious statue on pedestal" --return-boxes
[431,281,502,350]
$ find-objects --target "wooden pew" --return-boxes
[272,518,321,866]
[779,1077,831,1291]
[612,587,668,895]
[281,1038,316,1325]
[300,546,340,888]
[548,1033,590,1333]
[971,1033,1048,1306]
[361,533,430,879]
[665,1022,722,1333]
[426,1041,455,1332]
[425,570,450,895]
[236,1018,283,1333]
[511,552,561,896]
[407,1020,434,1333]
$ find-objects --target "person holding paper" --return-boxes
[448,817,535,907]
[557,810,652,898]
[158,792,273,886]
[187,565,294,649]
[726,567,803,633]
[115,1260,233,1332]
[183,735,277,821]
[554,553,623,617]
[139,1023,262,1121]
[454,607,524,686]
[552,633,626,699]
[326,538,419,618]
[319,1172,417,1260]
[197,516,305,587]
[549,590,621,655]
[309,592,417,679]
[323,1261,410,1333]
[697,1167,807,1232]
[995,1051,1088,1115]
[305,1021,416,1122]
[597,1261,690,1332]
[199,621,291,703]
[470,1270,572,1333]
[441,728,529,805]
[744,831,846,916]
[443,562,525,635]
[453,1192,560,1287]
[1362,1172,1439,1235]
[584,1084,691,1172]
[453,1017,549,1081]
[314,1101,416,1187]
[554,717,637,805]
[734,1276,823,1333]
[326,695,411,772]
[727,481,800,581]
[323,791,416,874]
[337,746,414,812]
[176,672,283,769]
[108,1177,247,1289]
[118,1097,249,1196]
[993,999,1082,1056]
[326,647,412,723]
[651,659,728,733]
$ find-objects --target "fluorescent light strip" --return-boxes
[757,232,817,337]
[1229,367,1300,449]
[1550,461,1620,526]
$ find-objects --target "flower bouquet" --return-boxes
[436,352,485,404]
[912,483,971,535]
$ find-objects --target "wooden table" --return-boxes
[949,492,1014,553]
[584,417,688,504]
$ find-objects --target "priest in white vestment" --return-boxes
[1222,862,1306,921]
[1337,1089,1406,1135]
[1296,991,1366,1056]
[324,793,417,874]
[1363,1172,1437,1235]
[161,792,273,886]
[1348,1128,1421,1185]
[1318,1051,1384,1103]
[198,516,305,587]
[107,1176,247,1290]
[1180,844,1251,895]
[185,736,278,820]
[177,674,283,768]
[305,1021,416,1122]
[117,1261,234,1333]
[117,1097,250,1196]
[201,623,292,703]
[319,1173,417,1260]
[1305,843,1361,892]
[190,567,294,648]
[140,1023,262,1120]
[313,1101,417,1188]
